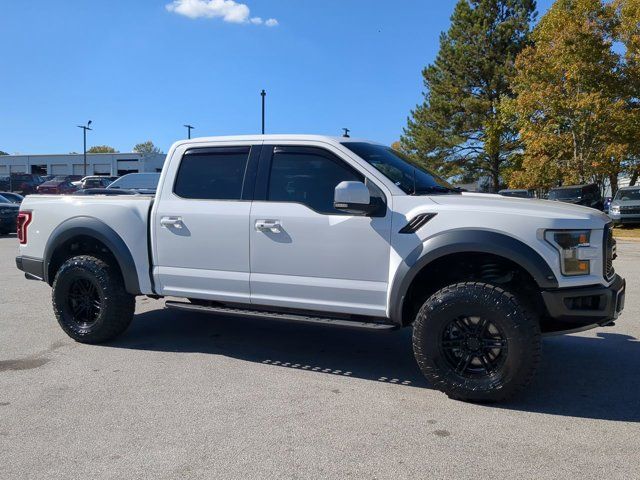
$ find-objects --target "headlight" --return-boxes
[545,230,591,276]
[610,205,620,214]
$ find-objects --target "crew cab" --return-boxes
[15,135,626,402]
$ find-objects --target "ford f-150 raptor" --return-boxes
[15,135,626,402]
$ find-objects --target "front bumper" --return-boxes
[541,274,625,325]
[610,216,640,225]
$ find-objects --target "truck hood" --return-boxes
[423,192,610,222]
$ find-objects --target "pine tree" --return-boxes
[401,0,536,191]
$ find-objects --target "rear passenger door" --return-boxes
[249,145,392,317]
[152,144,259,302]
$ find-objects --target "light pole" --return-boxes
[261,90,266,134]
[342,128,350,138]
[184,124,194,139]
[77,121,92,176]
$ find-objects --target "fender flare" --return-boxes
[389,230,559,324]
[43,216,141,295]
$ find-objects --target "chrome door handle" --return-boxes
[160,216,183,229]
[255,219,282,233]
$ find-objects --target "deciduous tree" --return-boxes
[133,141,162,155]
[87,145,118,153]
[508,0,628,190]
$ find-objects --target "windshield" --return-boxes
[108,173,160,190]
[342,142,456,195]
[548,188,581,200]
[0,195,10,204]
[614,189,640,201]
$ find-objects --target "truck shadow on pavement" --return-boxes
[109,307,640,422]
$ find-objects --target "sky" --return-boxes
[0,0,555,155]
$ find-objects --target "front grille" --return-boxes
[603,224,616,280]
[621,206,640,215]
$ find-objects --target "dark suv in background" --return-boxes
[548,183,603,210]
[6,173,44,195]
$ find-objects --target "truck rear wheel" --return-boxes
[52,255,135,344]
[412,282,540,403]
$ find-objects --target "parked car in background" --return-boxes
[603,196,613,214]
[548,183,603,210]
[79,176,114,189]
[498,189,536,199]
[36,179,78,195]
[609,186,640,226]
[8,173,44,195]
[0,195,19,234]
[106,172,160,194]
[0,192,24,204]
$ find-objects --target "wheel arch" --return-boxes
[44,217,141,295]
[390,230,558,325]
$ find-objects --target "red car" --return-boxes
[36,178,78,195]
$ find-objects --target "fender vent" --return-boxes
[399,213,437,234]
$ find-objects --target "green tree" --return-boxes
[133,141,162,155]
[401,0,537,191]
[616,0,640,185]
[87,145,118,153]
[508,0,628,190]
[0,150,8,155]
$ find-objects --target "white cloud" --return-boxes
[165,0,278,26]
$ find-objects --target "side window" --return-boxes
[267,148,364,214]
[174,147,250,200]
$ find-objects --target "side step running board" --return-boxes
[165,301,398,331]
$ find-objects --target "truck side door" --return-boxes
[151,143,260,302]
[249,145,392,317]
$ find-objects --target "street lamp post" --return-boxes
[184,124,194,139]
[342,128,350,138]
[77,121,92,177]
[261,90,266,134]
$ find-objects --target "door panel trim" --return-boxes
[250,272,388,317]
[156,266,250,302]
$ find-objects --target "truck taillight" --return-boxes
[17,211,32,245]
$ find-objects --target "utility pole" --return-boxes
[184,124,194,139]
[342,128,350,138]
[77,120,92,176]
[261,90,266,134]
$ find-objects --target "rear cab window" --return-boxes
[173,147,252,200]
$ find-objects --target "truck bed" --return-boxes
[19,194,154,294]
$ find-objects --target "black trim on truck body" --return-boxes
[389,230,559,325]
[43,217,142,295]
[15,255,45,281]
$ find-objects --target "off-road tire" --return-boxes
[413,282,540,403]
[52,255,135,343]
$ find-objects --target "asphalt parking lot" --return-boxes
[1,235,638,479]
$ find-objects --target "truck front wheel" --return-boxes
[52,255,135,344]
[412,282,540,402]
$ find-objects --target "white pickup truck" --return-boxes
[15,135,626,402]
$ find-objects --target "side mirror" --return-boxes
[334,181,377,215]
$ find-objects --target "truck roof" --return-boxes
[174,134,379,146]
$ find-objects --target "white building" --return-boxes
[0,152,166,177]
